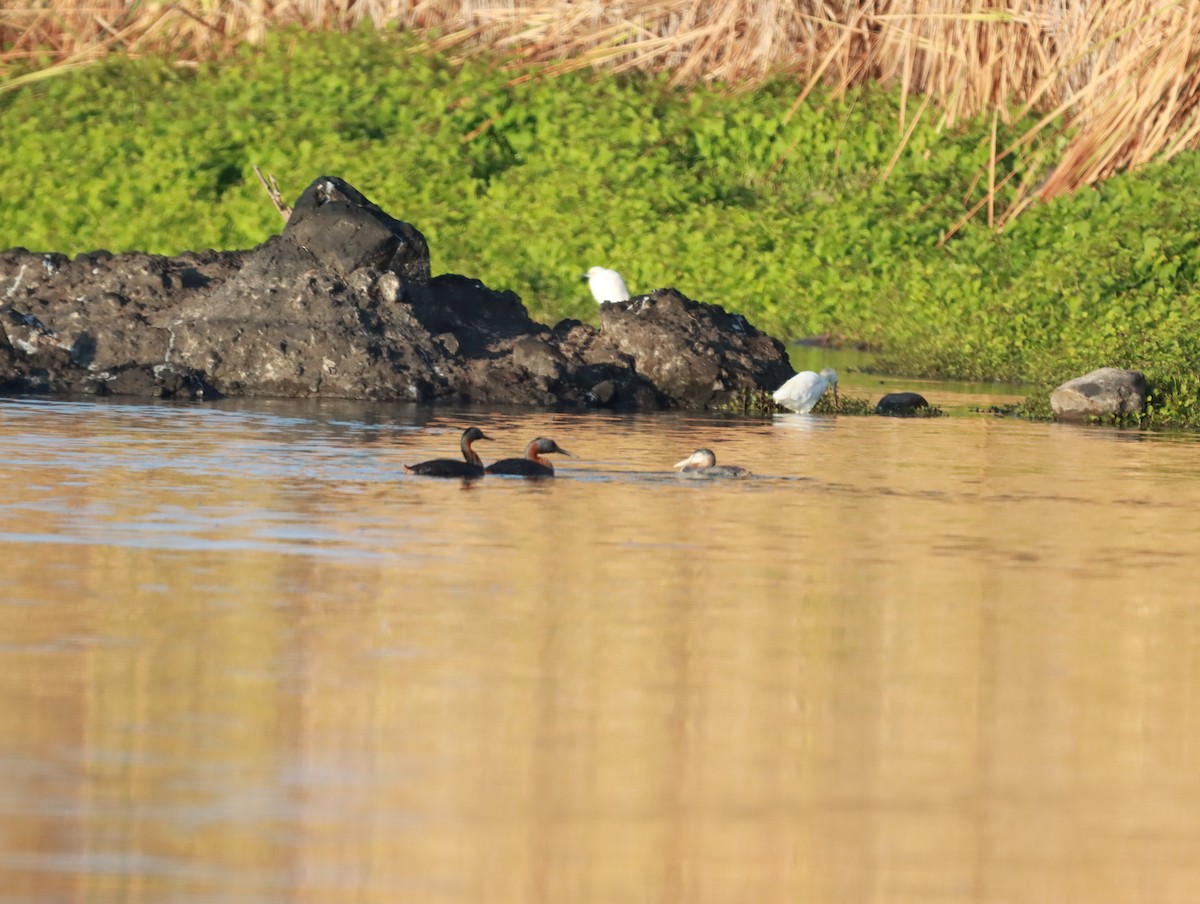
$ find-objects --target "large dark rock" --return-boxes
[283,177,431,281]
[0,176,792,408]
[1050,367,1148,420]
[600,289,794,409]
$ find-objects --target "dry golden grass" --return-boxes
[2,1,1198,223]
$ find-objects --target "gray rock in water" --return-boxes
[1050,367,1148,420]
[0,176,792,409]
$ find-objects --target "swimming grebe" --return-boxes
[673,448,749,478]
[403,427,492,478]
[486,437,574,477]
[581,266,631,303]
[772,367,839,413]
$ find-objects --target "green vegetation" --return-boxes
[1,30,1198,422]
[724,388,876,417]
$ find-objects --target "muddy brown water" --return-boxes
[3,373,1200,903]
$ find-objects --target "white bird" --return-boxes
[582,266,631,303]
[772,367,839,413]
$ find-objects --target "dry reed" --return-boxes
[3,1,1198,225]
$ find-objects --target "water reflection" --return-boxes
[2,396,1200,903]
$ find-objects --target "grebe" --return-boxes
[772,367,839,413]
[673,448,749,478]
[486,437,574,477]
[403,427,491,478]
[582,266,631,303]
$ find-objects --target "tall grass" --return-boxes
[2,1,1198,221]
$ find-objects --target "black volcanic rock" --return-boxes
[283,176,431,281]
[600,289,794,409]
[0,176,794,408]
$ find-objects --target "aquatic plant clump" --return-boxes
[723,387,876,417]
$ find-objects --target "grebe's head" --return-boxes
[528,437,574,458]
[674,448,717,471]
[463,427,492,444]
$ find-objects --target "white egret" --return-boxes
[582,266,631,303]
[772,367,839,413]
[673,448,749,479]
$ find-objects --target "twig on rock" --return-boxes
[252,165,291,221]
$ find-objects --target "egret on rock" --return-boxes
[772,368,839,414]
[582,266,631,303]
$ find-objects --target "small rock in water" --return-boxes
[1050,367,1147,420]
[875,391,929,416]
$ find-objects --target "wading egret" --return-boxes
[673,448,749,478]
[582,266,631,303]
[403,427,492,478]
[487,437,575,477]
[772,368,839,414]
